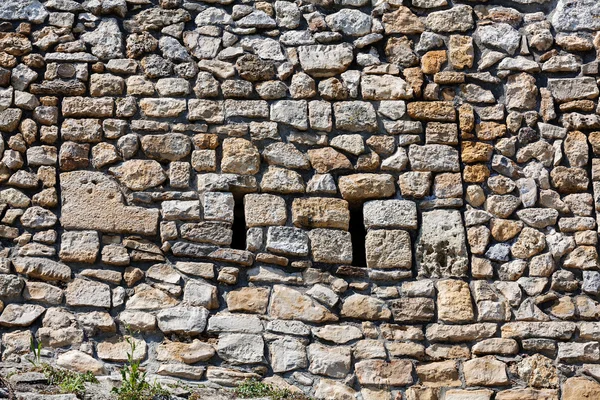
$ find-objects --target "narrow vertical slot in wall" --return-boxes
[349,206,367,268]
[230,197,246,250]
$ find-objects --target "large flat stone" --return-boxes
[60,171,159,236]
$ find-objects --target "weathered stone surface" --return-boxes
[416,210,468,278]
[270,285,338,323]
[437,280,474,323]
[338,174,395,203]
[355,359,413,386]
[363,200,417,230]
[292,197,349,230]
[366,230,412,269]
[60,171,159,235]
[298,44,354,77]
[109,160,166,191]
[12,257,70,282]
[1,0,599,395]
[157,306,209,335]
[552,0,600,32]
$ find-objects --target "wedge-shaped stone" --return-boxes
[12,257,70,282]
[0,304,45,327]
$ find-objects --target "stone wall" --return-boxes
[0,0,600,398]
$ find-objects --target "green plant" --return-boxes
[27,337,43,368]
[42,364,98,397]
[112,335,169,400]
[232,379,312,400]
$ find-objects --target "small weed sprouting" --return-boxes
[27,338,97,397]
[111,332,170,400]
[27,337,43,369]
[230,379,312,400]
[42,364,98,397]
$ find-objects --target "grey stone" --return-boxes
[408,144,460,172]
[552,0,600,32]
[270,100,308,130]
[157,306,209,334]
[65,278,111,308]
[81,18,123,60]
[269,337,307,373]
[266,226,309,257]
[475,23,521,55]
[308,229,352,264]
[547,77,599,103]
[425,5,474,33]
[0,304,45,327]
[363,200,417,230]
[416,210,468,278]
[325,9,371,37]
[0,0,48,23]
[298,44,354,77]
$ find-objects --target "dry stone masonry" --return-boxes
[1,0,600,398]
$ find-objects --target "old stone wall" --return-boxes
[0,0,600,398]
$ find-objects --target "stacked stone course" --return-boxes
[0,0,600,398]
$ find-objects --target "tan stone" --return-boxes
[511,227,546,259]
[57,350,105,375]
[407,101,456,121]
[139,98,186,117]
[491,219,523,242]
[463,356,509,386]
[341,294,391,321]
[416,360,461,387]
[338,174,395,203]
[476,122,506,140]
[421,50,447,74]
[60,171,159,236]
[292,197,349,230]
[244,194,287,227]
[449,35,474,69]
[551,166,589,193]
[518,354,559,389]
[496,389,558,400]
[562,377,600,400]
[462,141,493,163]
[436,280,474,323]
[382,7,425,34]
[463,164,490,183]
[156,339,215,364]
[97,336,146,362]
[221,138,260,175]
[366,230,412,269]
[226,287,270,314]
[307,147,352,174]
[355,359,413,386]
[109,160,167,191]
[269,285,338,323]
